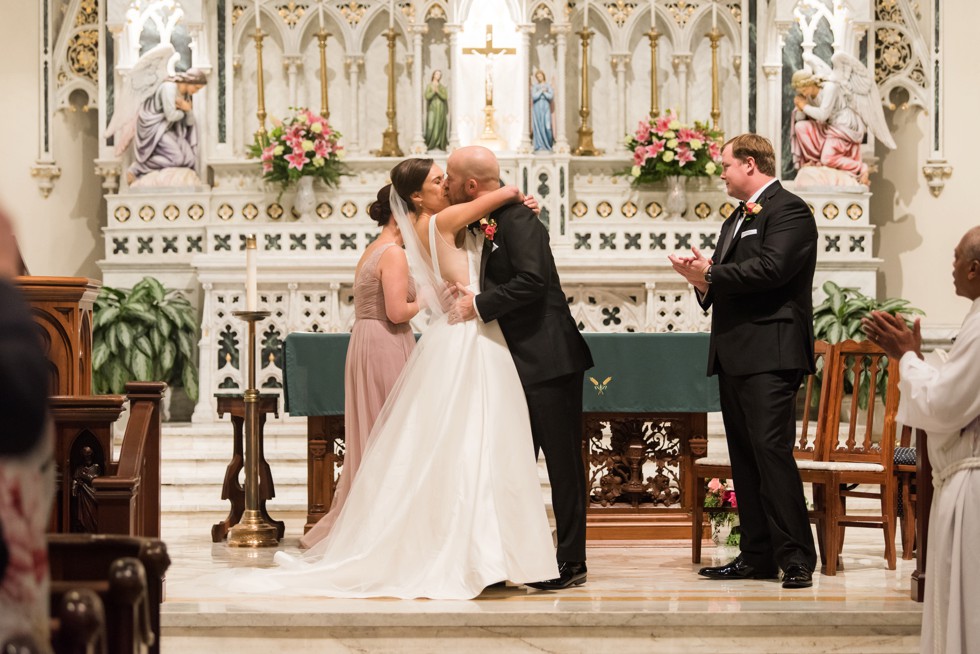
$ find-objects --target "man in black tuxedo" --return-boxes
[448,146,594,590]
[669,134,818,588]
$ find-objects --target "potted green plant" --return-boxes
[812,280,923,409]
[92,277,199,419]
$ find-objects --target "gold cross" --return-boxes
[462,25,516,106]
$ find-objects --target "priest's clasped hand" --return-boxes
[861,310,924,361]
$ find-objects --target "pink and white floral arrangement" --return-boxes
[624,110,724,185]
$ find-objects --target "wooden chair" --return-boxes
[894,424,918,560]
[797,339,901,575]
[691,340,835,563]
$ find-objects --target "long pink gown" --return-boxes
[299,242,415,548]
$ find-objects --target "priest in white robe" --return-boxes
[863,225,980,654]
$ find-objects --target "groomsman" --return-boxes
[669,134,818,588]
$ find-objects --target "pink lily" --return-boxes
[676,146,696,166]
[285,150,309,170]
[646,139,666,158]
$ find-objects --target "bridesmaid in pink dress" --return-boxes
[300,184,419,548]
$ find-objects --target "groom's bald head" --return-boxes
[445,146,500,204]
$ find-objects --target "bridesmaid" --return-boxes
[300,183,418,548]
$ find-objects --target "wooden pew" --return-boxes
[48,534,170,654]
[49,382,165,538]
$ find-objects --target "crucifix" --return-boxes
[462,25,516,144]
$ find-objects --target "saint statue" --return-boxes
[106,44,208,188]
[424,69,449,152]
[531,70,555,152]
[790,52,895,187]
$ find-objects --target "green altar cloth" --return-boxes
[283,332,720,416]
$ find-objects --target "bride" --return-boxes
[236,158,558,599]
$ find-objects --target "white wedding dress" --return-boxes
[230,217,557,600]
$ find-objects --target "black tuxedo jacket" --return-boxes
[474,203,593,386]
[0,280,49,456]
[698,181,817,377]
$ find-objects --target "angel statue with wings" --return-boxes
[790,52,896,187]
[106,44,207,187]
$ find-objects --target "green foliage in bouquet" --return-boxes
[623,110,724,185]
[248,107,346,192]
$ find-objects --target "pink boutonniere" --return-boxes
[743,201,763,222]
[480,217,497,241]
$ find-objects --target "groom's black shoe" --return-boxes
[527,561,587,590]
[780,564,813,588]
[698,555,778,580]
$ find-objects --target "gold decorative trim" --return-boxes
[694,202,711,220]
[340,200,357,218]
[596,201,613,218]
[846,203,863,221]
[217,203,234,221]
[267,203,284,220]
[138,205,155,222]
[822,203,839,221]
[645,201,663,219]
[277,2,306,27]
[188,204,205,221]
[339,1,367,26]
[232,5,245,24]
[243,203,259,221]
[67,30,99,82]
[114,206,131,223]
[666,1,696,27]
[604,1,635,28]
[316,202,333,219]
[621,201,638,218]
[571,201,588,218]
[719,202,736,219]
[163,204,180,221]
[806,203,815,215]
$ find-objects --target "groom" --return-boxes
[446,146,594,590]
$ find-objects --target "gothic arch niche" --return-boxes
[687,7,741,137]
[529,3,557,148]
[421,3,450,152]
[566,7,615,151]
[627,6,675,124]
[235,7,289,154]
[358,6,412,153]
[298,11,350,137]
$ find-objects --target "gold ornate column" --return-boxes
[573,27,601,156]
[253,28,268,144]
[316,28,331,119]
[376,28,403,157]
[707,27,722,131]
[645,27,661,118]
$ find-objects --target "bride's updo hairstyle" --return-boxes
[369,185,393,226]
[389,157,434,211]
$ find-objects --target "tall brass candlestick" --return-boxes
[227,308,279,548]
[707,27,722,131]
[573,28,601,156]
[253,28,268,143]
[645,27,661,118]
[317,29,331,119]
[376,28,403,157]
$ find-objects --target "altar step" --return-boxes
[158,422,555,515]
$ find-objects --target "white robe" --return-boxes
[896,297,980,654]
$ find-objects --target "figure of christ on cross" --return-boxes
[462,25,516,144]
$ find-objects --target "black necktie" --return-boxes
[718,202,745,261]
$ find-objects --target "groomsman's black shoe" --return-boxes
[527,562,587,590]
[781,565,813,588]
[698,555,778,580]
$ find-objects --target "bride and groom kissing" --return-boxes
[234,146,594,600]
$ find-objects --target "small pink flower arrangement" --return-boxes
[479,217,497,241]
[249,107,346,191]
[624,109,723,186]
[743,201,764,222]
[705,477,740,546]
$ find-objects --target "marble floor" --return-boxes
[160,511,922,654]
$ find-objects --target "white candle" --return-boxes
[318,0,324,30]
[583,0,589,26]
[650,0,655,29]
[245,235,258,311]
[712,0,717,30]
[389,0,394,30]
[254,0,260,30]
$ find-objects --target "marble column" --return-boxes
[445,23,462,150]
[410,23,427,153]
[517,23,535,154]
[762,63,781,171]
[346,55,364,154]
[672,53,692,121]
[551,22,571,153]
[612,54,630,153]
